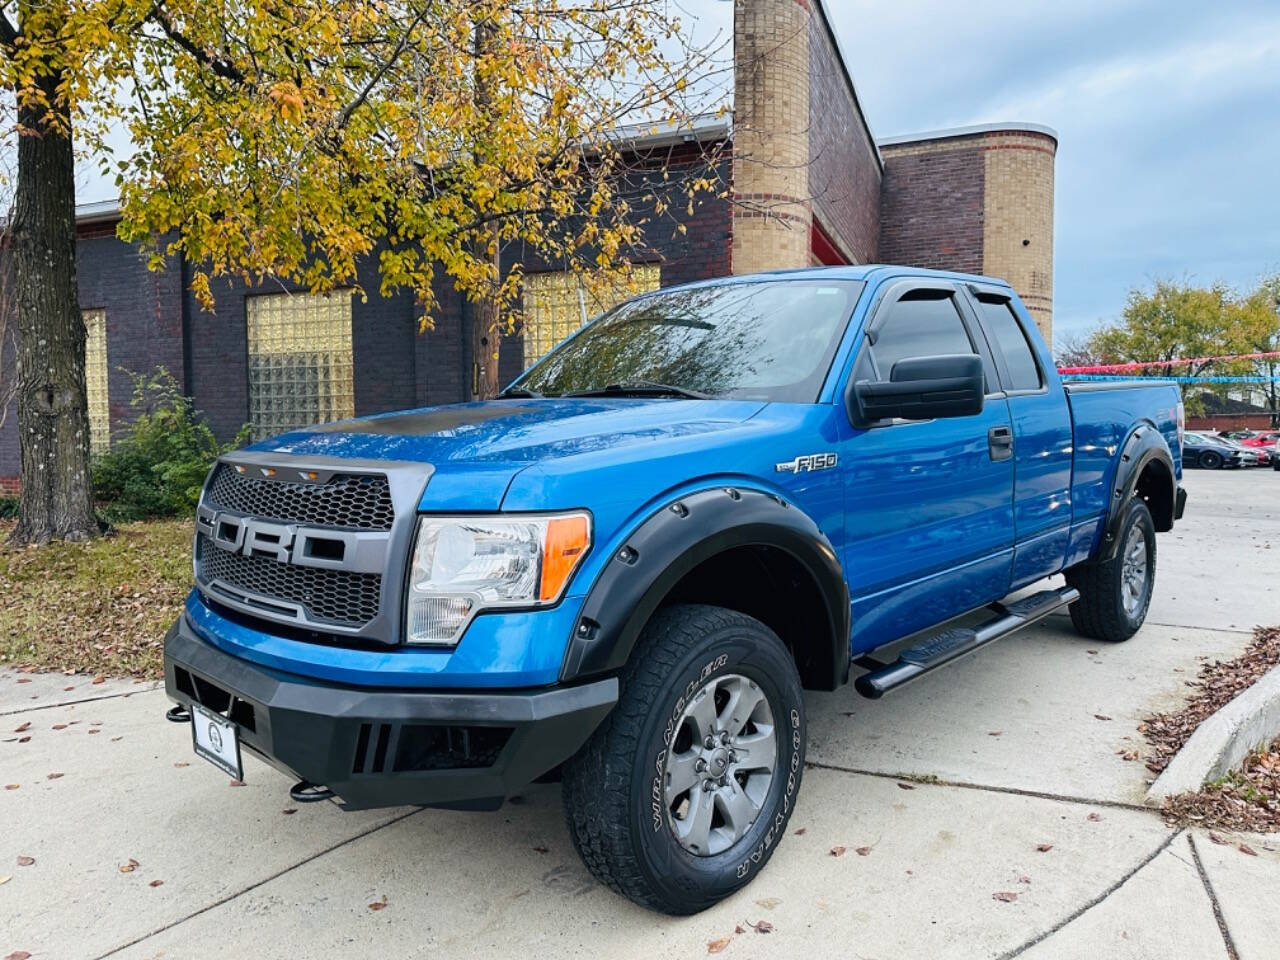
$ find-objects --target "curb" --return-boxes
[1146,663,1280,804]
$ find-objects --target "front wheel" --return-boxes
[1198,450,1223,469]
[562,604,805,914]
[1065,498,1156,642]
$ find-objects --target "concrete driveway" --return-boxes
[4,468,1279,959]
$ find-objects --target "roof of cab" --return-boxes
[650,264,1015,294]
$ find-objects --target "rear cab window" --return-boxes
[973,295,1043,393]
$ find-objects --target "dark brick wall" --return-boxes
[0,224,187,483]
[186,241,421,443]
[808,10,881,264]
[878,140,986,274]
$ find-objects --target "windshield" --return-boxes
[513,278,865,402]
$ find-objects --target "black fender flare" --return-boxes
[1098,423,1176,560]
[559,486,850,688]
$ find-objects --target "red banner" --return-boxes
[1057,350,1280,375]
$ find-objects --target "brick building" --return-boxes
[0,0,1057,490]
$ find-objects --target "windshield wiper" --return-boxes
[565,380,713,400]
[497,386,543,398]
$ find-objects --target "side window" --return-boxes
[870,290,977,380]
[976,297,1042,392]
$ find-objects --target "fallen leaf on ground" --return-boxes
[92,676,105,685]
[229,779,246,787]
[149,879,164,887]
[368,895,388,911]
[1087,813,1103,822]
[63,686,74,692]
[532,845,549,854]
[4,785,17,791]
[988,731,1002,737]
[855,846,872,857]
[46,772,64,780]
[88,729,100,735]
[1018,875,1032,884]
[6,951,32,960]
[17,856,34,867]
[173,762,189,768]
[1036,843,1053,852]
[734,924,745,934]
[119,858,139,873]
[17,736,29,743]
[830,846,846,857]
[51,724,67,730]
[1239,844,1258,856]
[13,722,29,733]
[110,736,123,742]
[1208,831,1228,845]
[1094,714,1112,721]
[755,897,780,909]
[707,939,731,954]
[0,875,10,885]
[1087,649,1099,655]
[992,891,1018,902]
[282,808,298,816]
[896,782,915,791]
[793,828,806,836]
[16,677,31,683]
[750,919,774,934]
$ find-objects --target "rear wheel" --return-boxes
[1066,498,1156,642]
[1198,450,1223,469]
[562,604,805,914]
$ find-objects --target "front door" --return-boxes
[839,280,1016,652]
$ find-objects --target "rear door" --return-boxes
[839,279,1016,651]
[964,284,1073,588]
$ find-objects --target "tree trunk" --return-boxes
[468,11,502,401]
[8,75,98,543]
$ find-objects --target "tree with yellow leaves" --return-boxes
[1,0,724,543]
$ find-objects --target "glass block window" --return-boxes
[246,290,355,440]
[83,309,110,456]
[522,264,661,367]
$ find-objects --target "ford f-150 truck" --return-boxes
[164,265,1187,914]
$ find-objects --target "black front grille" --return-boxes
[206,464,394,531]
[197,534,381,627]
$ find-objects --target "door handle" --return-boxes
[988,426,1014,461]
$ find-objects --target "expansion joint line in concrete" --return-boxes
[804,759,1159,814]
[92,807,426,960]
[1188,833,1242,960]
[995,830,1182,959]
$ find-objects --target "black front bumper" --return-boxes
[164,616,618,811]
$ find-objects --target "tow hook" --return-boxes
[165,705,191,723]
[290,780,335,803]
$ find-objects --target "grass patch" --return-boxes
[0,519,192,679]
[1163,736,1280,833]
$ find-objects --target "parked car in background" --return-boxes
[1221,436,1263,466]
[1183,432,1247,469]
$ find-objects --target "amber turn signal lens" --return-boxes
[539,514,591,602]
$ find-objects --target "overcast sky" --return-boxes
[77,0,1280,336]
[679,0,1280,336]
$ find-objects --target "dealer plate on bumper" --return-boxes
[190,703,243,781]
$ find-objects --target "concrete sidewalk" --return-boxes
[4,469,1278,959]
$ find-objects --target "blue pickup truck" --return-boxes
[165,265,1186,913]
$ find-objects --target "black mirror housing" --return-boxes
[849,354,985,425]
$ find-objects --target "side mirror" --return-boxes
[849,354,985,425]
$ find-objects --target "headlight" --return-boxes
[406,512,591,645]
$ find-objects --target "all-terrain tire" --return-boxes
[562,604,805,914]
[1065,498,1156,642]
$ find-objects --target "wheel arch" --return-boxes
[560,487,850,691]
[1098,423,1176,560]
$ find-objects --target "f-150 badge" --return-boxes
[775,453,838,474]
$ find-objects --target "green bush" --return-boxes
[0,496,17,519]
[92,369,250,523]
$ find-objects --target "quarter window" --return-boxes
[871,291,976,380]
[83,308,110,455]
[246,291,355,440]
[521,265,661,367]
[977,297,1042,392]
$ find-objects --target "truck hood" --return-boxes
[251,398,767,510]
